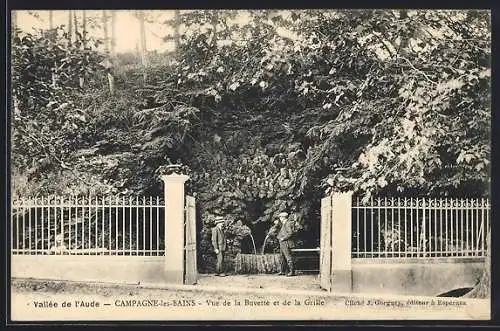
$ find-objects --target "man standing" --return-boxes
[211,216,227,277]
[276,212,296,276]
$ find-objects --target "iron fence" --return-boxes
[11,196,165,256]
[352,197,490,258]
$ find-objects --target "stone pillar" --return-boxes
[161,173,190,284]
[330,191,353,292]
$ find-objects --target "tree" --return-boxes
[137,10,148,82]
[111,11,116,54]
[68,10,73,42]
[82,10,87,45]
[48,11,53,30]
[102,10,109,53]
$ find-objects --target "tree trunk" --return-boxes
[138,10,148,82]
[398,10,410,56]
[68,10,73,43]
[82,10,87,44]
[102,10,109,53]
[211,11,218,48]
[49,11,54,30]
[73,11,79,40]
[464,230,490,299]
[12,11,17,31]
[111,11,116,54]
[173,10,180,55]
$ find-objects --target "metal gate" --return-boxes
[320,195,333,291]
[184,195,197,285]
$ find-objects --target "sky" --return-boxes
[14,10,177,53]
[13,10,302,55]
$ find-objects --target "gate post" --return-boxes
[331,191,353,292]
[161,173,190,284]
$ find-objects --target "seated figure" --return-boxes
[49,233,69,255]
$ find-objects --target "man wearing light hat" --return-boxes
[276,212,296,276]
[211,216,227,276]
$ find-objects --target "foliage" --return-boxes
[11,27,106,180]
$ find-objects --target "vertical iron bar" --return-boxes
[41,197,45,252]
[115,195,119,254]
[108,196,112,254]
[455,199,459,256]
[81,197,84,250]
[88,195,92,251]
[60,196,64,250]
[410,197,413,257]
[415,198,420,257]
[439,198,443,257]
[122,196,125,255]
[479,198,484,256]
[391,197,394,257]
[370,197,374,257]
[485,198,489,255]
[363,203,367,257]
[422,198,426,257]
[433,198,437,257]
[450,199,455,256]
[128,197,132,255]
[149,197,153,255]
[142,196,146,255]
[404,198,407,257]
[397,197,400,258]
[69,196,72,251]
[47,197,51,254]
[465,198,469,256]
[135,196,138,255]
[384,197,387,257]
[377,197,380,257]
[34,197,38,254]
[101,196,105,254]
[157,196,160,254]
[356,197,360,257]
[472,199,476,256]
[460,199,464,256]
[28,197,32,254]
[94,196,97,254]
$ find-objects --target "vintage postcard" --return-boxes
[9,8,491,322]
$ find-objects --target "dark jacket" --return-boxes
[211,226,227,252]
[277,220,296,246]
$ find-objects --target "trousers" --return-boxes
[216,252,224,274]
[279,241,294,273]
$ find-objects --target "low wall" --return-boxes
[351,257,484,296]
[11,255,165,285]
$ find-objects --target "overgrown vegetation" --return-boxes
[11,10,490,289]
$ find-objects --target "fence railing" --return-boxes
[352,197,490,258]
[11,196,165,256]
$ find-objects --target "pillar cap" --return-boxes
[161,173,190,183]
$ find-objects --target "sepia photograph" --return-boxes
[8,8,491,321]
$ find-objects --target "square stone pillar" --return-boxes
[331,191,353,292]
[161,173,190,284]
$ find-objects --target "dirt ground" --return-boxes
[11,274,322,297]
[197,273,322,291]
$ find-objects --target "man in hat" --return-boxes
[276,212,296,276]
[211,216,227,276]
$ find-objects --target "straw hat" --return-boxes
[278,212,289,218]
